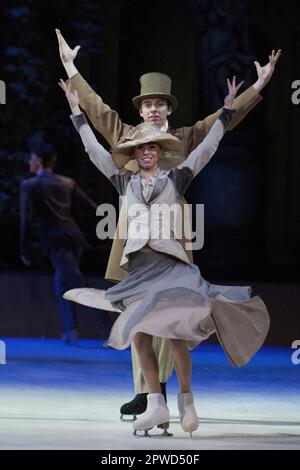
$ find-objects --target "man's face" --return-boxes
[140,98,171,127]
[29,153,42,174]
[134,143,160,170]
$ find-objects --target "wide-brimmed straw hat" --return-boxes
[132,72,178,111]
[112,124,184,171]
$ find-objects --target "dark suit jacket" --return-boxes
[20,170,97,255]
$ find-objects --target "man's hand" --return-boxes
[55,29,80,78]
[253,49,282,92]
[224,76,244,110]
[58,78,80,114]
[56,29,80,64]
[20,254,32,267]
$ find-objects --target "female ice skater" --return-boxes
[59,77,270,437]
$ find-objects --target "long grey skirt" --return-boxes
[103,248,270,367]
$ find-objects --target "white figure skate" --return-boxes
[177,392,199,437]
[133,393,172,437]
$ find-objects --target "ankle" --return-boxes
[148,392,165,398]
[149,389,162,394]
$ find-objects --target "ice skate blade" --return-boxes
[133,429,151,437]
[120,414,137,421]
[182,425,199,436]
[182,425,199,437]
[133,427,173,438]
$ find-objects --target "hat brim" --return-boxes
[132,93,178,111]
[115,134,182,156]
[112,133,184,170]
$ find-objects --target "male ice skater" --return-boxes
[56,28,281,415]
[20,143,97,343]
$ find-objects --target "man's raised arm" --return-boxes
[56,28,80,79]
[177,77,242,179]
[56,29,130,147]
[200,50,282,134]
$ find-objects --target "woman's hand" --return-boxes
[58,78,80,114]
[224,76,244,110]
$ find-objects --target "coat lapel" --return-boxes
[130,174,146,204]
[148,176,168,203]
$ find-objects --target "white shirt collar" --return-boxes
[160,120,169,132]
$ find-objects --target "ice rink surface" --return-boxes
[0,339,299,450]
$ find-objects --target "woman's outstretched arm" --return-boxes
[59,78,120,180]
[177,76,243,178]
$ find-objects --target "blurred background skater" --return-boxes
[20,143,98,344]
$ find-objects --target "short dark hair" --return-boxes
[31,143,57,168]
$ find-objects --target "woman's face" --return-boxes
[134,143,161,170]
